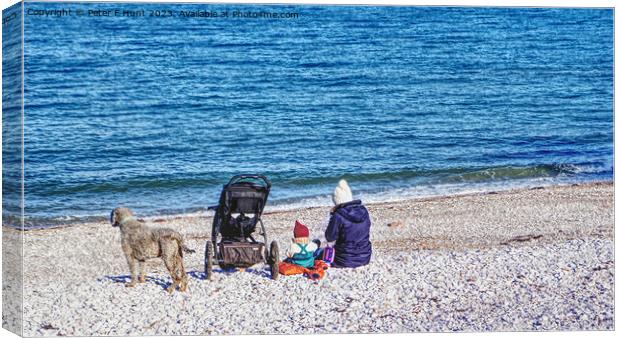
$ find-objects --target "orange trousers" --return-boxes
[278,260,329,280]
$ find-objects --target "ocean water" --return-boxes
[14,3,614,226]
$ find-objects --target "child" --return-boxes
[286,220,318,268]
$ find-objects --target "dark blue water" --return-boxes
[19,3,613,225]
[2,3,24,228]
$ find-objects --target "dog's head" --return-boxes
[110,207,133,227]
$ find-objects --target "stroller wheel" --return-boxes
[205,241,214,281]
[269,240,280,280]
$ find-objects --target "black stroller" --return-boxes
[205,174,280,280]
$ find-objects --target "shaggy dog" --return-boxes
[110,207,194,293]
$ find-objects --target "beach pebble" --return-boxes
[13,183,614,335]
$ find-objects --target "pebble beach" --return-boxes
[6,182,614,335]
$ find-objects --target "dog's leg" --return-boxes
[163,252,180,293]
[125,255,138,288]
[178,258,188,292]
[138,261,146,283]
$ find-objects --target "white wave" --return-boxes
[261,176,603,213]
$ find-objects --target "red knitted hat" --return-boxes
[293,220,309,238]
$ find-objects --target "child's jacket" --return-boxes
[288,242,317,268]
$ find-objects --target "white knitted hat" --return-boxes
[332,179,353,206]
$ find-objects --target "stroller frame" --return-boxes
[204,174,279,280]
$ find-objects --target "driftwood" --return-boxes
[593,260,614,271]
[387,220,404,228]
[500,234,543,245]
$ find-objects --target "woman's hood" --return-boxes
[335,200,368,223]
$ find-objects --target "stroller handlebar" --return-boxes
[228,174,272,188]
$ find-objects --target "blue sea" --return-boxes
[9,3,616,226]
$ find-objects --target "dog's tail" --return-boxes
[181,245,196,255]
[165,230,195,257]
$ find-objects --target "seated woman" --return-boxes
[324,179,372,268]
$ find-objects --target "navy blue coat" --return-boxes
[325,200,372,268]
